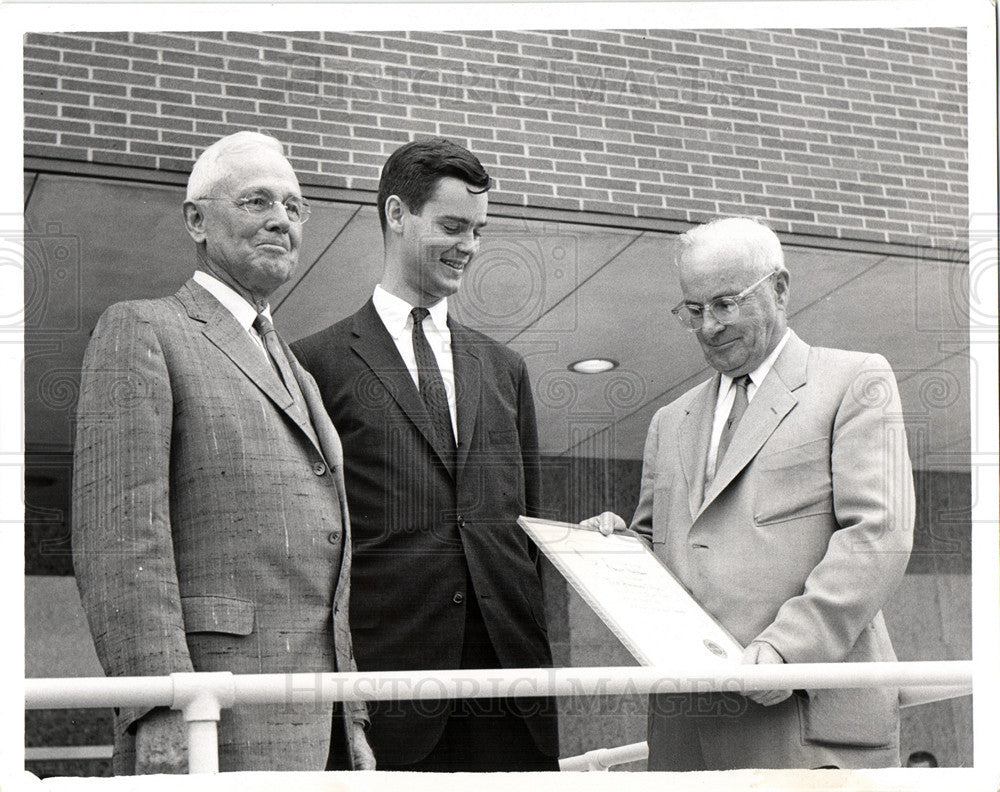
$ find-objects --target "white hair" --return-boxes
[186,131,287,201]
[676,216,786,277]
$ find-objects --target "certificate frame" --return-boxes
[519,516,744,667]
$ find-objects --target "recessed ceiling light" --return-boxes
[568,358,618,374]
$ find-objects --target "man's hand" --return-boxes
[351,722,376,770]
[741,641,793,707]
[580,511,627,536]
[135,708,188,774]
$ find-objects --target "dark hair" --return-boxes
[376,138,492,234]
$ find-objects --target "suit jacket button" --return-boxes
[452,592,465,604]
[313,461,326,476]
[457,516,466,528]
[328,531,340,544]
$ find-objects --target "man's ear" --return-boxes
[773,269,790,309]
[384,195,406,234]
[183,201,207,243]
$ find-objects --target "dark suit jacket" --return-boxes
[72,279,367,773]
[292,299,558,765]
[633,331,915,769]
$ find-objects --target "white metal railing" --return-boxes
[24,662,973,774]
[556,681,974,771]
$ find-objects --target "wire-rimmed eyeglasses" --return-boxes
[197,191,311,224]
[671,270,776,331]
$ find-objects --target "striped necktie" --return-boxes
[253,312,303,408]
[715,375,750,472]
[411,307,456,471]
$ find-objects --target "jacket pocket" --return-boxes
[798,684,897,748]
[753,436,833,525]
[181,595,254,636]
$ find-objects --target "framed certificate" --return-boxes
[519,516,743,666]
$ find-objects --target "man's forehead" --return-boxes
[217,150,300,190]
[426,177,489,212]
[680,242,755,282]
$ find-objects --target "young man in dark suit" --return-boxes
[292,139,559,772]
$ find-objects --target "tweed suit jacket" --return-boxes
[633,330,915,770]
[292,299,559,765]
[72,279,366,773]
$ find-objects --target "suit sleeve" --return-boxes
[753,354,915,663]
[72,303,193,735]
[517,359,543,520]
[629,411,662,548]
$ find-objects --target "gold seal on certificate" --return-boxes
[518,516,743,667]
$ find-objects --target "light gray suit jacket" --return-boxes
[633,330,914,769]
[72,279,366,772]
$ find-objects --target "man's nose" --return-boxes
[699,309,725,337]
[455,230,479,255]
[264,204,292,231]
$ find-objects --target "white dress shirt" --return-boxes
[372,284,458,441]
[706,328,791,476]
[193,270,273,356]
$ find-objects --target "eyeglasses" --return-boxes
[671,270,776,331]
[198,191,311,224]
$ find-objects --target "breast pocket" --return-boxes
[753,436,833,526]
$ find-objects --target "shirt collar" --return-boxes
[193,270,272,331]
[373,284,449,338]
[719,328,791,394]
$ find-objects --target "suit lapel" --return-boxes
[177,280,323,454]
[349,301,455,475]
[679,376,720,521]
[450,321,481,473]
[291,352,344,471]
[275,334,322,451]
[698,331,809,515]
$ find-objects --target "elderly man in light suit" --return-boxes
[72,132,374,774]
[589,216,914,770]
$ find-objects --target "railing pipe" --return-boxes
[23,662,973,775]
[25,676,174,710]
[559,742,649,772]
[25,661,974,711]
[171,672,234,774]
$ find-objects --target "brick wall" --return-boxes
[23,29,967,247]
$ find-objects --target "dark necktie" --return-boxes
[252,312,304,408]
[411,307,456,467]
[715,375,751,472]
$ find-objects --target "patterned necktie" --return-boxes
[252,312,303,407]
[411,307,456,468]
[715,375,751,472]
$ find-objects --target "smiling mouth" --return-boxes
[441,258,466,271]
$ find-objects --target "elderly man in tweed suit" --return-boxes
[72,131,374,774]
